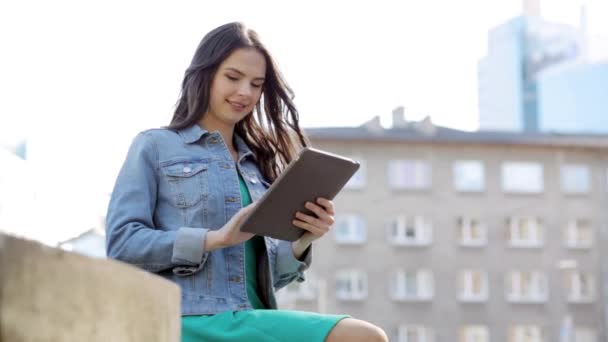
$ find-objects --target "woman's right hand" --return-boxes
[204,204,256,251]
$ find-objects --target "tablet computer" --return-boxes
[240,147,360,241]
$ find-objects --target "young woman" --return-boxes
[106,22,388,342]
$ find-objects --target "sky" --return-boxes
[0,0,607,244]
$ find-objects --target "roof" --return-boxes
[304,123,608,150]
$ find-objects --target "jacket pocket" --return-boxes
[161,160,209,208]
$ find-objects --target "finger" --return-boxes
[233,203,257,225]
[243,202,258,211]
[316,198,335,215]
[292,219,329,236]
[295,212,330,230]
[236,203,257,217]
[305,201,334,225]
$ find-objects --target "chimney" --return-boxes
[362,115,383,134]
[414,116,437,136]
[392,106,408,128]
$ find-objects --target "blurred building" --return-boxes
[282,109,608,341]
[478,8,582,132]
[14,141,27,160]
[57,193,110,258]
[0,141,109,249]
[58,227,106,259]
[0,146,37,239]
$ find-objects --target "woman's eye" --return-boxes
[226,75,239,81]
[252,83,263,88]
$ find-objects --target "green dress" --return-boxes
[181,172,348,342]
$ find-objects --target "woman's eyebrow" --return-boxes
[225,67,265,81]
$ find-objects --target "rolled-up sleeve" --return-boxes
[105,132,209,274]
[172,227,207,265]
[270,239,312,290]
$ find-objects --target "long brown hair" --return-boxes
[168,22,308,182]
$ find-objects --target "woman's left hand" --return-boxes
[291,198,335,258]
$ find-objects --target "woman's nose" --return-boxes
[237,82,253,97]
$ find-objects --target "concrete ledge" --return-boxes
[0,233,181,342]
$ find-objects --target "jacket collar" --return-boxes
[234,134,254,160]
[178,124,209,144]
[178,124,254,160]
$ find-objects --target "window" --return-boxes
[388,216,432,246]
[507,217,543,247]
[509,325,543,342]
[459,325,489,342]
[336,270,367,301]
[390,269,434,301]
[459,270,489,302]
[502,162,544,193]
[458,217,487,247]
[453,160,485,192]
[334,215,366,244]
[397,325,433,342]
[388,160,431,190]
[345,158,366,189]
[567,271,595,302]
[574,327,596,342]
[561,164,590,194]
[564,219,592,248]
[507,271,548,302]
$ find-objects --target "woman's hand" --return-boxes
[291,198,335,259]
[205,204,256,251]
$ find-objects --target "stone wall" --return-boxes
[0,233,181,341]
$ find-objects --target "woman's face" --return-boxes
[205,47,266,128]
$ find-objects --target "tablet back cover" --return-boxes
[240,148,360,241]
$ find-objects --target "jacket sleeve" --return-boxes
[105,132,209,275]
[268,238,312,290]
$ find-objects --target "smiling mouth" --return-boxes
[227,100,247,110]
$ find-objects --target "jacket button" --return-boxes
[250,178,258,184]
[230,276,241,282]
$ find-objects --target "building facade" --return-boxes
[278,118,608,342]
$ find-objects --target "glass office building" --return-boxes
[538,61,608,133]
[478,16,582,132]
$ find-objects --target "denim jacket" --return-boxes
[105,124,311,315]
